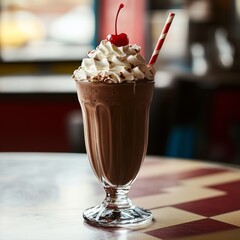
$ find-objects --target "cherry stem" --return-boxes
[115,3,124,35]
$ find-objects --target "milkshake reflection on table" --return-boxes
[72,39,155,227]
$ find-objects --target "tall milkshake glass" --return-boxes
[72,0,174,227]
[75,80,154,227]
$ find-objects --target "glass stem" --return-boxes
[103,183,133,210]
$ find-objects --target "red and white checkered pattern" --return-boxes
[105,158,240,239]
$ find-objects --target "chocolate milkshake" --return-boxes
[72,39,155,227]
[76,80,154,186]
[73,39,155,186]
[71,0,176,226]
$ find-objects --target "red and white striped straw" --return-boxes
[148,12,175,66]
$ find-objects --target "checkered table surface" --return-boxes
[123,158,240,240]
[0,153,239,240]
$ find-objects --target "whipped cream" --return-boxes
[72,40,155,83]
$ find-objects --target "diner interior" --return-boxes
[0,0,240,165]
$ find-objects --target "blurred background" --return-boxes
[0,0,240,164]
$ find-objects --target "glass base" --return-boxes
[83,204,152,228]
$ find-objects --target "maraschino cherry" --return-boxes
[107,3,129,47]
